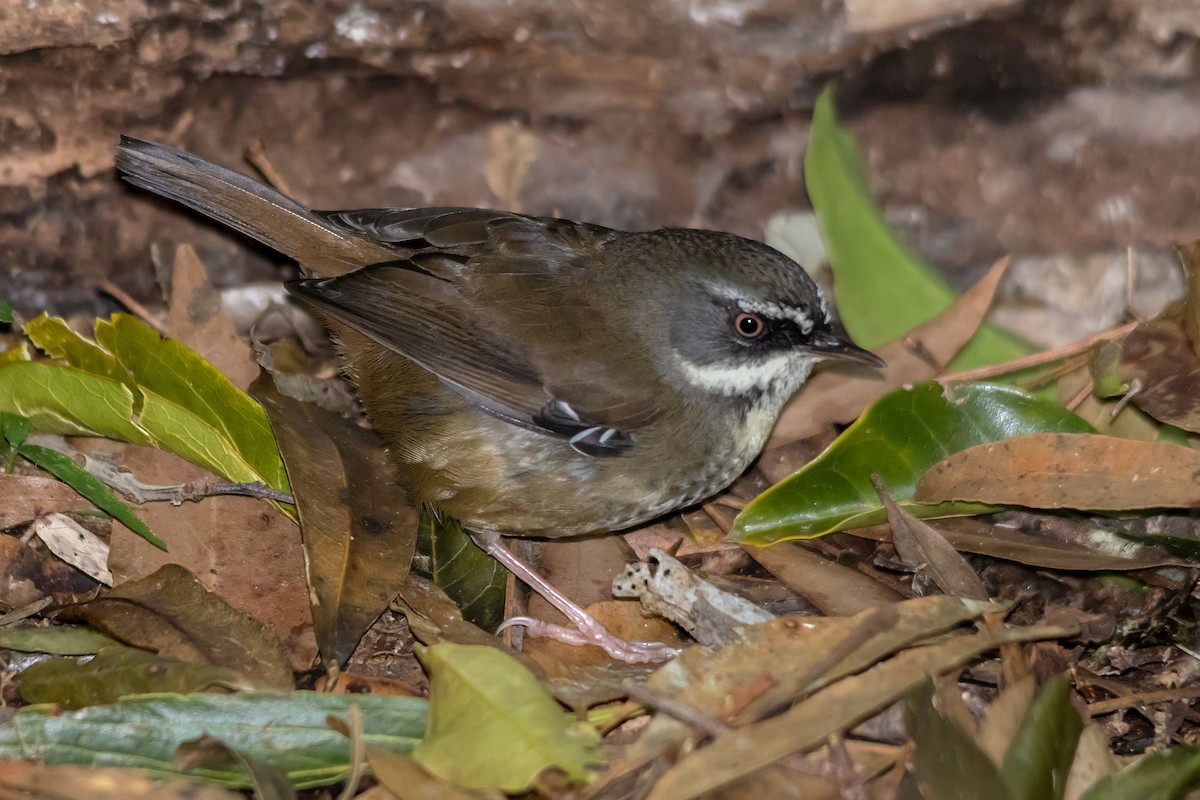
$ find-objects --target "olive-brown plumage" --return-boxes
[116,136,882,658]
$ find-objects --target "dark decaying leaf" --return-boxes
[0,691,426,789]
[1117,241,1200,433]
[873,475,988,601]
[917,433,1200,511]
[742,541,903,617]
[17,645,253,709]
[58,563,293,691]
[734,382,1094,544]
[252,368,418,671]
[420,508,507,633]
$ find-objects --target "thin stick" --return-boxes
[937,320,1139,384]
[97,279,165,334]
[245,138,295,196]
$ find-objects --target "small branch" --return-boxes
[96,279,165,334]
[936,320,1138,384]
[30,436,294,505]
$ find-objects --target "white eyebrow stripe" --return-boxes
[738,300,814,334]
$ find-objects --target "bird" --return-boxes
[115,136,883,661]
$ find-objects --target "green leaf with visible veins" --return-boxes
[421,509,506,633]
[732,382,1094,543]
[414,642,603,791]
[0,361,150,443]
[95,315,288,491]
[0,691,427,789]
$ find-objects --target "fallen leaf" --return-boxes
[873,476,987,601]
[413,642,603,792]
[253,367,418,672]
[916,433,1200,511]
[742,541,903,616]
[30,512,113,585]
[62,563,294,690]
[0,474,87,529]
[0,759,242,800]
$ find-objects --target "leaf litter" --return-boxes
[6,98,1200,799]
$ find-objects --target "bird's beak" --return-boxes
[808,331,886,368]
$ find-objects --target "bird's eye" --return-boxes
[734,312,766,340]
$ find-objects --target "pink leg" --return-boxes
[473,533,679,663]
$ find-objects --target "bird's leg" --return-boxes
[471,532,680,663]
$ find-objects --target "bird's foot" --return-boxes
[498,615,679,663]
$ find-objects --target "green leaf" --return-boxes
[0,300,12,324]
[175,736,298,800]
[1079,747,1200,800]
[732,382,1094,543]
[1,411,30,447]
[136,390,271,487]
[0,691,426,789]
[94,315,288,491]
[421,510,506,633]
[905,680,1012,800]
[0,361,150,443]
[17,443,163,550]
[17,645,253,709]
[413,642,602,791]
[806,87,1030,369]
[23,314,136,392]
[0,625,121,655]
[1001,675,1083,800]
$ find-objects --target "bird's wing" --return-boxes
[290,213,663,457]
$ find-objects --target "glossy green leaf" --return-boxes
[0,691,426,789]
[1079,747,1200,800]
[413,642,603,791]
[806,87,1030,368]
[0,362,149,443]
[17,645,251,709]
[95,315,288,491]
[421,510,506,633]
[1002,675,1082,800]
[732,382,1094,543]
[17,443,163,550]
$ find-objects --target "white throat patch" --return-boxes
[679,351,818,397]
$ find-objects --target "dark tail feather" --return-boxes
[115,136,389,275]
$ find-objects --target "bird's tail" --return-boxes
[115,136,392,276]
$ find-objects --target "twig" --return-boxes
[622,680,729,738]
[936,320,1139,384]
[245,138,294,196]
[96,279,165,334]
[31,436,294,505]
[1088,686,1200,715]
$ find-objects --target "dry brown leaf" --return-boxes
[916,432,1200,511]
[484,121,536,213]
[0,473,88,529]
[873,476,987,601]
[0,758,241,800]
[253,366,418,673]
[106,245,315,668]
[765,256,1009,450]
[743,541,903,617]
[849,518,1185,571]
[1119,317,1200,433]
[63,562,294,690]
